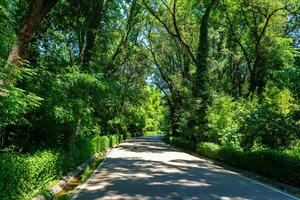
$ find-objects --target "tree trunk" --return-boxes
[7,0,59,65]
[1,0,58,96]
[169,104,179,136]
[80,0,106,69]
[193,0,218,128]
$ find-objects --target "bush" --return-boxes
[196,142,220,160]
[109,135,118,148]
[0,135,111,200]
[144,130,162,136]
[206,92,257,146]
[166,136,196,151]
[118,134,124,143]
[99,136,110,152]
[124,133,132,140]
[219,146,300,187]
[0,151,60,199]
[165,136,300,187]
[240,103,298,151]
[240,87,299,150]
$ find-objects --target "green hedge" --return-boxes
[0,151,61,200]
[164,136,196,151]
[124,133,132,140]
[0,133,134,200]
[108,134,125,148]
[166,136,300,187]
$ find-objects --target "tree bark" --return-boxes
[7,0,59,65]
[193,0,219,127]
[1,0,58,96]
[80,0,107,69]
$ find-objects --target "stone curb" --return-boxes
[32,151,108,200]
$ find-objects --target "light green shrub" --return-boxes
[166,136,300,187]
[206,92,257,145]
[240,86,299,151]
[196,142,220,160]
[0,135,111,200]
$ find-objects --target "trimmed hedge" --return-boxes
[0,133,133,200]
[165,136,300,187]
[165,136,196,151]
[0,151,60,200]
[108,134,125,148]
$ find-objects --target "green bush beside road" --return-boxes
[0,134,133,200]
[165,136,300,187]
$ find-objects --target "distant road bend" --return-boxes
[72,135,299,200]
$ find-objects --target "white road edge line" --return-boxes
[72,139,300,200]
[235,173,300,200]
[71,149,111,200]
[183,148,300,200]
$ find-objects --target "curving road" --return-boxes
[72,135,299,200]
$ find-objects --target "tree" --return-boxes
[7,0,58,65]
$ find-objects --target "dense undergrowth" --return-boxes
[0,133,138,200]
[165,136,300,187]
[0,0,300,199]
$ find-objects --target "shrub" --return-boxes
[206,92,257,146]
[240,103,298,151]
[99,136,110,152]
[109,135,118,148]
[0,151,60,199]
[144,130,162,136]
[124,133,132,140]
[0,135,111,200]
[218,145,246,168]
[118,134,124,143]
[166,136,196,151]
[165,136,300,187]
[240,87,299,151]
[196,142,220,160]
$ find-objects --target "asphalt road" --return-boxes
[72,135,299,200]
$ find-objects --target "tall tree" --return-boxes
[7,0,58,65]
[193,0,219,129]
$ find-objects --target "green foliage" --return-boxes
[1,0,300,197]
[108,134,126,148]
[0,134,125,200]
[164,136,196,151]
[109,135,118,148]
[143,87,166,133]
[0,0,15,57]
[80,166,92,182]
[240,87,299,150]
[0,67,43,127]
[196,142,220,160]
[124,133,132,140]
[206,92,255,145]
[166,137,300,187]
[0,151,59,199]
[273,67,300,99]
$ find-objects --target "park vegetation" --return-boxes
[0,0,299,199]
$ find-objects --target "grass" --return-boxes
[143,130,162,136]
[53,157,104,200]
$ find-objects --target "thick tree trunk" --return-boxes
[169,104,179,136]
[1,0,58,96]
[193,0,218,128]
[80,0,106,69]
[7,0,58,65]
[249,48,266,95]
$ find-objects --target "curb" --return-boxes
[32,151,106,200]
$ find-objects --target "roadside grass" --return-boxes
[143,130,163,136]
[53,157,104,200]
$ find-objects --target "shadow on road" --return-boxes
[73,135,297,200]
